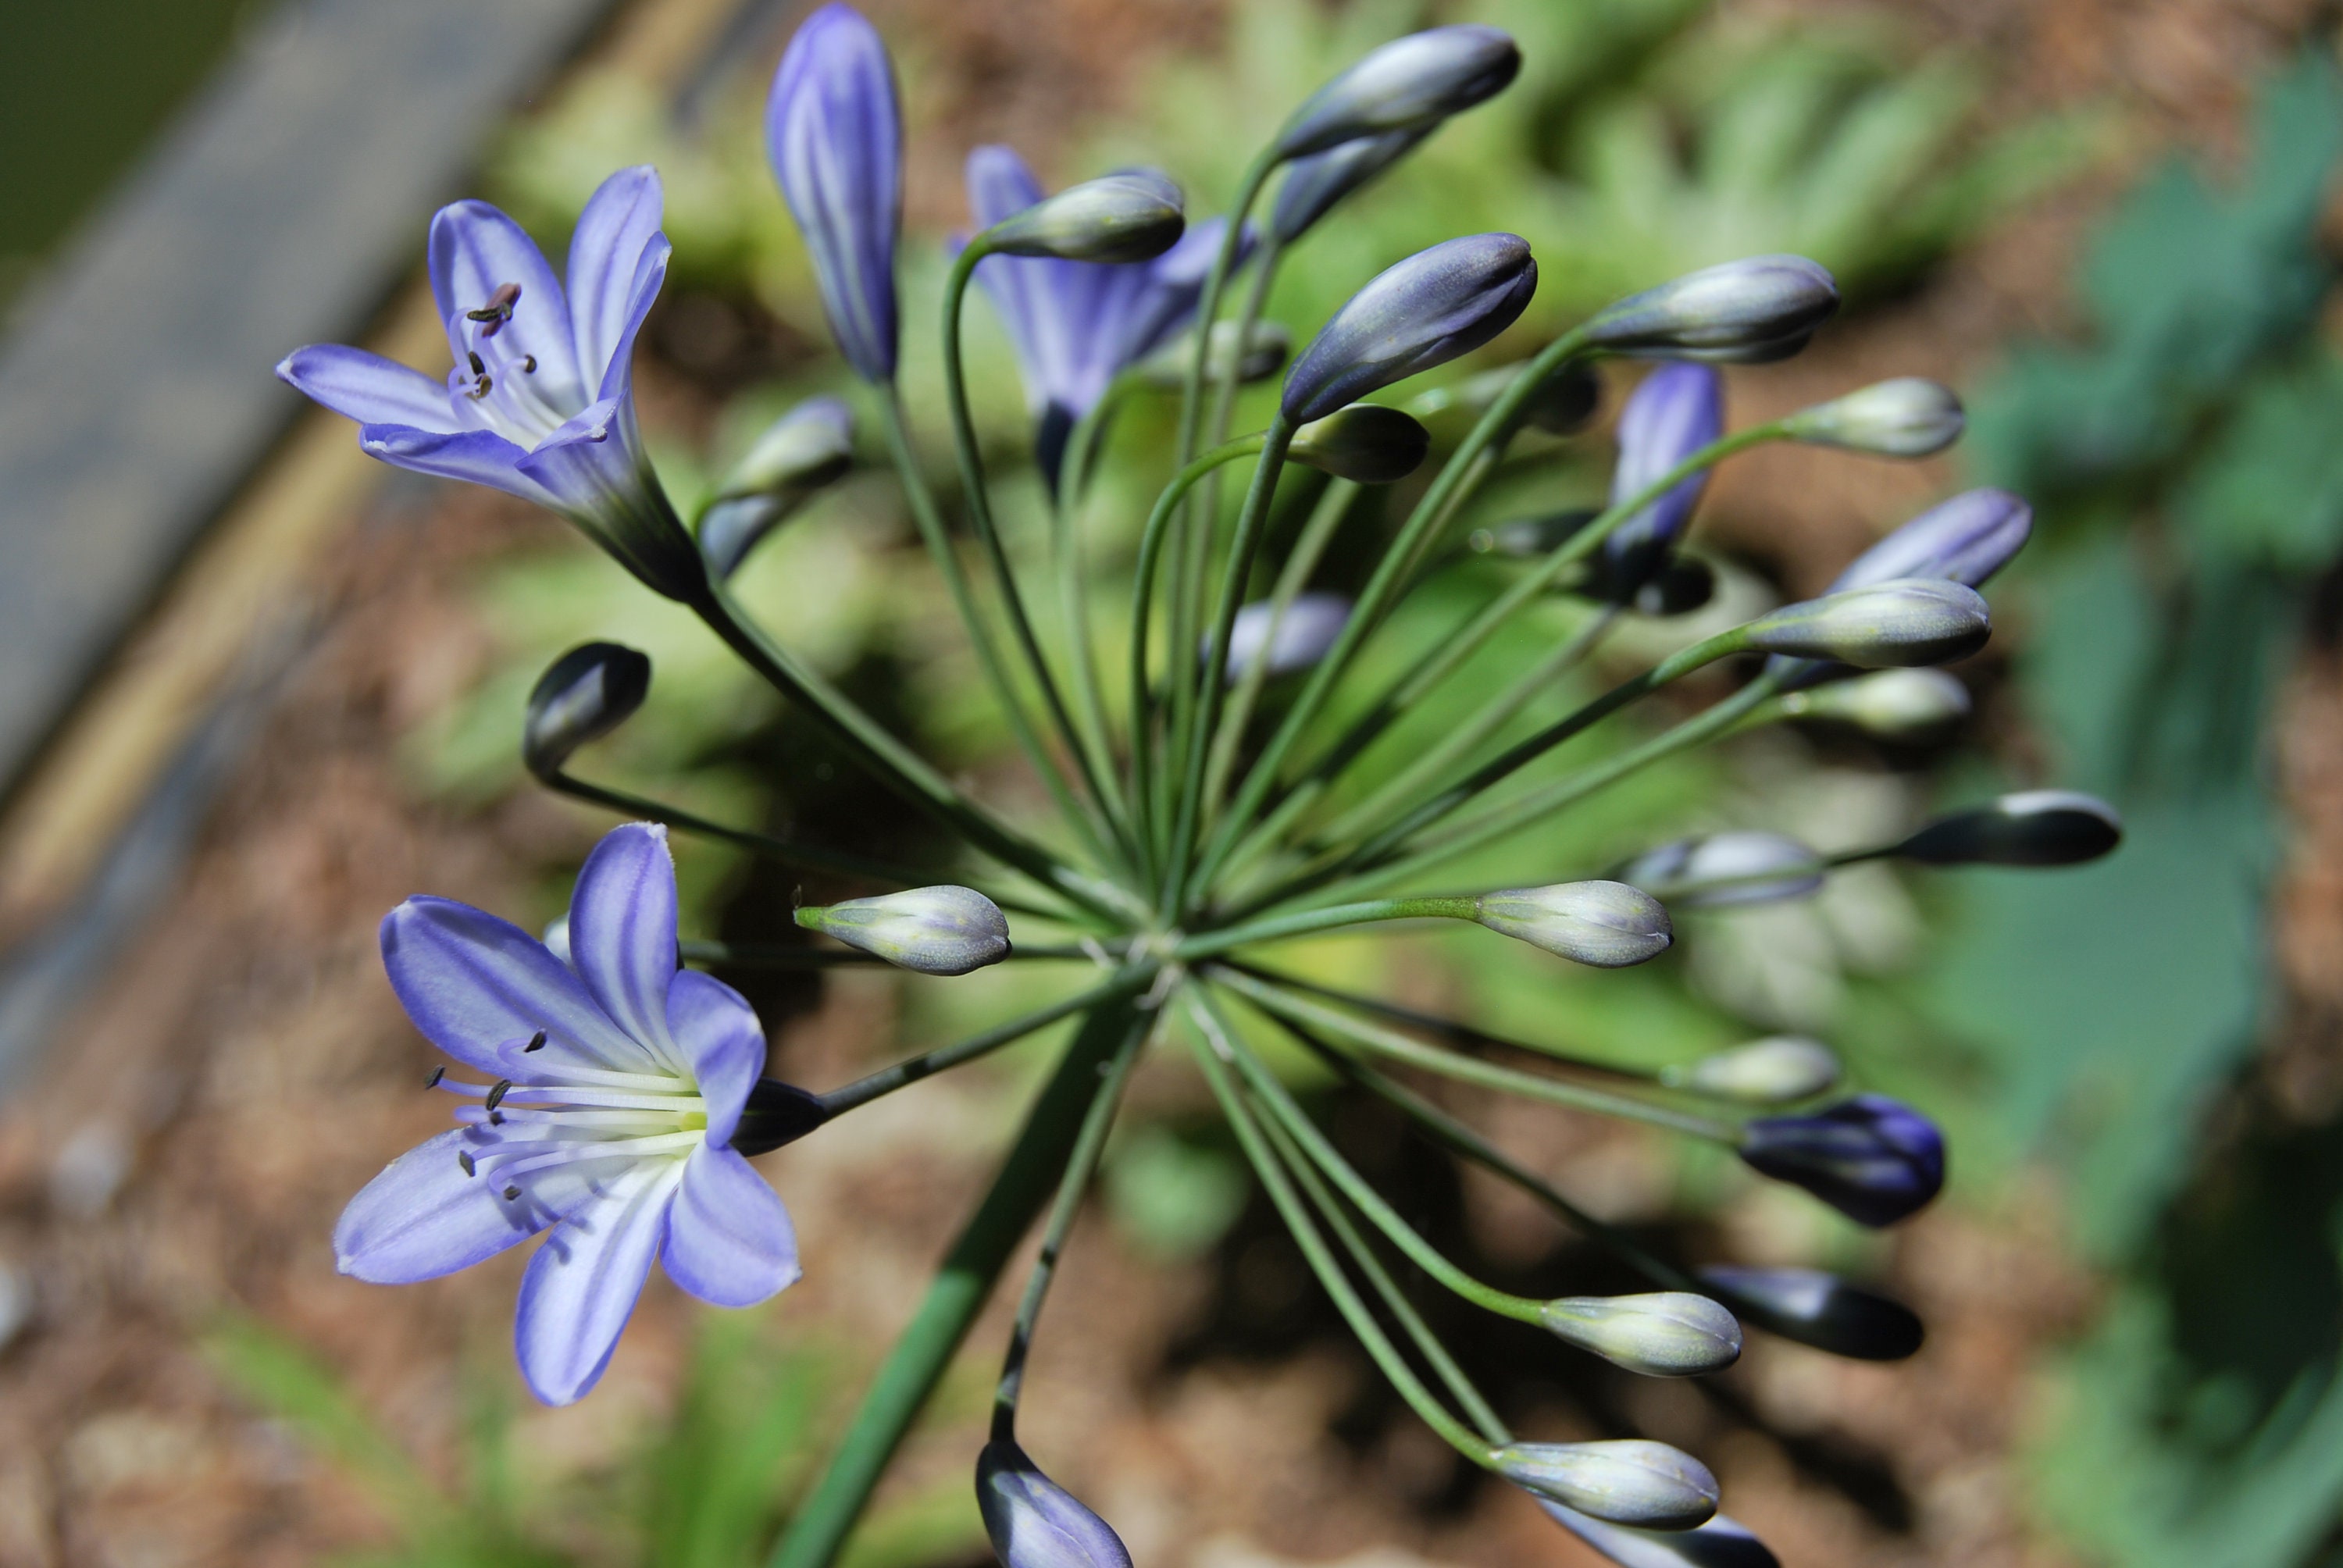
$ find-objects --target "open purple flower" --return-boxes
[1601,362,1723,595]
[276,167,699,600]
[965,144,1247,485]
[335,823,799,1406]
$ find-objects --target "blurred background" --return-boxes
[0,0,2338,1565]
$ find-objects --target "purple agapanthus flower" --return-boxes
[965,144,1248,485]
[1602,362,1722,593]
[336,822,799,1406]
[276,167,699,600]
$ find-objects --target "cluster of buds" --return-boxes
[284,9,2119,1568]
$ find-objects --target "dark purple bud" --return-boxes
[1605,363,1724,590]
[1275,26,1521,159]
[1586,256,1839,364]
[977,1439,1133,1568]
[1271,128,1430,243]
[1695,1265,1925,1361]
[1738,1093,1945,1228]
[1290,403,1430,483]
[982,171,1184,264]
[768,5,902,383]
[1615,832,1824,909]
[1893,790,2121,868]
[1496,1440,1719,1530]
[1828,488,2032,593]
[1539,1500,1781,1568]
[1737,579,1991,668]
[1282,233,1537,423]
[523,643,650,781]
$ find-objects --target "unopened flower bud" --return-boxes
[701,396,857,576]
[1738,579,1990,668]
[1290,403,1430,483]
[1605,362,1723,592]
[1664,1037,1841,1103]
[1784,378,1965,458]
[1282,233,1537,423]
[1738,1093,1945,1228]
[1272,128,1429,244]
[1616,833,1824,908]
[1892,790,2121,867]
[1539,1292,1742,1376]
[1495,1440,1719,1531]
[980,170,1185,264]
[976,1439,1133,1568]
[1585,255,1839,364]
[795,886,1010,975]
[1139,321,1292,389]
[1696,1265,1924,1361]
[1275,26,1521,159]
[1539,1500,1778,1568]
[1212,593,1352,680]
[1779,668,1970,739]
[523,643,651,781]
[1473,881,1672,968]
[1831,488,2031,592]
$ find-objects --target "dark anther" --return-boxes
[524,1029,547,1053]
[519,355,537,373]
[467,351,486,376]
[489,1110,505,1126]
[425,1066,445,1089]
[465,281,522,337]
[502,1184,522,1200]
[487,1079,512,1111]
[458,1149,476,1177]
[462,376,493,400]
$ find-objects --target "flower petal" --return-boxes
[510,395,649,517]
[278,344,461,432]
[334,1128,549,1282]
[358,423,560,508]
[569,166,666,380]
[668,968,765,1146]
[563,824,686,1074]
[593,237,671,406]
[512,1157,683,1405]
[427,198,584,408]
[380,896,659,1078]
[663,1143,801,1307]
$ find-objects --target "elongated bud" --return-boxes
[701,396,857,576]
[1290,403,1430,483]
[1696,1265,1924,1361]
[1664,1037,1841,1103]
[1137,320,1291,388]
[976,1439,1133,1568]
[1738,1093,1945,1228]
[1738,579,1989,668]
[1778,668,1970,739]
[1606,363,1723,590]
[1272,127,1430,243]
[1784,377,1964,458]
[1830,488,2031,593]
[1412,362,1601,435]
[1473,881,1671,968]
[1495,1440,1719,1531]
[1586,255,1839,364]
[1539,1501,1778,1568]
[980,170,1184,263]
[795,886,1009,975]
[1616,833,1824,908]
[1282,233,1537,423]
[1539,1292,1742,1377]
[1212,593,1351,680]
[1893,790,2121,867]
[1275,26,1521,158]
[523,643,651,781]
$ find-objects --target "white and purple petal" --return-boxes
[562,823,687,1074]
[427,198,583,406]
[512,1157,685,1405]
[276,344,462,433]
[667,968,765,1146]
[662,1142,801,1307]
[358,424,560,509]
[335,1128,552,1283]
[380,896,655,1078]
[569,166,666,380]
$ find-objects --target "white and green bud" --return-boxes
[1737,579,1990,668]
[795,886,1011,975]
[1778,668,1970,739]
[979,171,1184,263]
[1539,1292,1743,1377]
[1893,789,2122,867]
[1290,403,1431,483]
[1664,1037,1841,1103]
[1137,320,1291,389]
[1495,1439,1720,1531]
[700,396,856,576]
[1616,832,1824,908]
[1782,378,1965,458]
[1473,881,1671,968]
[1585,255,1840,364]
[523,642,651,781]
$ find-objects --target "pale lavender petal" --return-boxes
[358,423,559,508]
[334,1129,547,1282]
[564,823,686,1074]
[277,344,461,432]
[380,896,658,1078]
[512,1158,683,1405]
[569,166,665,379]
[427,199,583,406]
[667,969,764,1145]
[592,238,671,405]
[662,1143,801,1307]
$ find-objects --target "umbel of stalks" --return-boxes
[1472,881,1672,968]
[1289,402,1431,483]
[1274,24,1521,157]
[1494,1440,1720,1531]
[1539,1292,1742,1377]
[979,170,1185,263]
[796,886,1011,975]
[522,642,650,781]
[1282,233,1537,422]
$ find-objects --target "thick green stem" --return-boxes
[766,999,1147,1568]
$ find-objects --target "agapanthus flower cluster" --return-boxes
[287,9,2119,1567]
